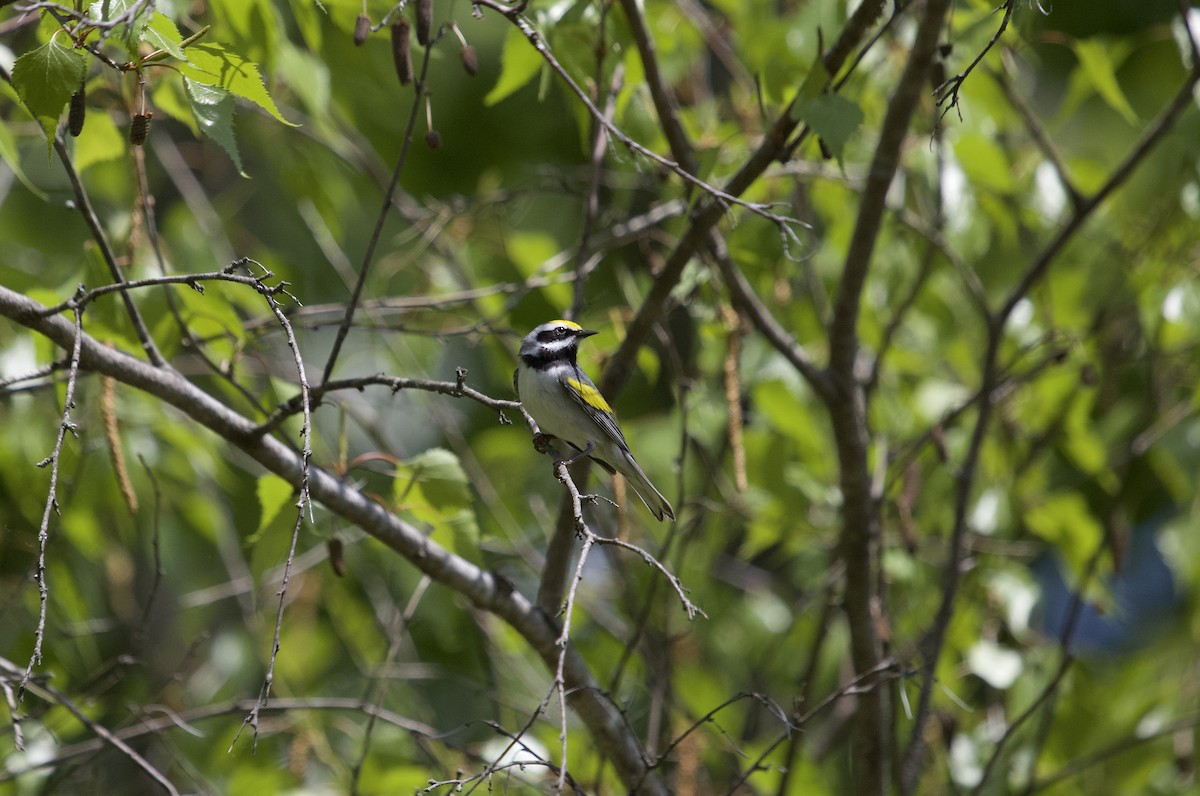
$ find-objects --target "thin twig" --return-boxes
[0,284,668,794]
[934,0,1016,124]
[256,371,519,435]
[1026,713,1200,793]
[20,294,85,702]
[615,0,697,174]
[133,454,165,645]
[350,576,432,795]
[5,652,181,794]
[569,37,621,320]
[320,30,440,385]
[597,0,888,404]
[0,686,440,782]
[51,131,164,366]
[0,358,69,391]
[472,0,806,235]
[228,258,312,751]
[38,269,290,317]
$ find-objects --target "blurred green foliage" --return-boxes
[2,0,1200,793]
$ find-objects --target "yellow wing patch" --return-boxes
[549,319,582,330]
[567,377,613,414]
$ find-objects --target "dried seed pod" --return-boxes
[129,111,153,146]
[425,129,441,150]
[391,20,413,86]
[353,14,370,46]
[460,44,478,76]
[68,85,86,137]
[416,0,432,46]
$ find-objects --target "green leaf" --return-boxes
[954,132,1016,194]
[178,42,296,126]
[10,37,87,148]
[72,109,126,173]
[142,12,187,61]
[397,448,472,510]
[288,0,323,50]
[1024,492,1103,578]
[184,77,245,175]
[256,472,294,534]
[0,120,48,198]
[1072,39,1138,125]
[508,231,570,308]
[392,448,480,561]
[794,94,863,161]
[485,26,543,106]
[792,57,831,107]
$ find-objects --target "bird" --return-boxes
[514,320,675,521]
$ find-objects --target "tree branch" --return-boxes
[0,285,666,796]
[599,0,888,401]
[822,1,955,792]
[899,13,1200,790]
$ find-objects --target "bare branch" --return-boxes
[599,0,888,402]
[0,284,668,795]
[615,0,698,175]
[20,294,85,702]
[0,686,442,782]
[821,1,956,791]
[934,0,1016,124]
[229,258,315,751]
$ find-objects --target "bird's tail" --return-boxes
[615,451,675,522]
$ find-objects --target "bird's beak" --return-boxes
[577,329,599,338]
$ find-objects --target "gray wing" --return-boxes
[558,367,631,451]
[512,367,520,401]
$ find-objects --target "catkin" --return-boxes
[391,20,413,86]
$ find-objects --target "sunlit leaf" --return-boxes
[142,12,187,61]
[485,25,543,106]
[256,472,294,533]
[178,42,296,126]
[1073,38,1139,125]
[72,109,126,173]
[1025,492,1104,576]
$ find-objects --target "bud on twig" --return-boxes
[460,45,478,76]
[353,14,370,46]
[415,0,432,46]
[68,85,86,137]
[425,130,442,150]
[391,20,413,86]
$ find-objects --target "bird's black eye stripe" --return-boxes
[537,326,573,343]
